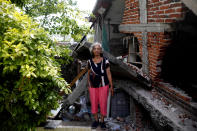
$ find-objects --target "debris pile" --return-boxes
[150,88,197,130]
[61,95,92,122]
[104,116,155,131]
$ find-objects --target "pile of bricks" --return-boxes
[156,81,192,102]
[126,62,150,81]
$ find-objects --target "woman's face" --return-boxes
[93,45,102,56]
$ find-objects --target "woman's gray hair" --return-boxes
[90,42,103,58]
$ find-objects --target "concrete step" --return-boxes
[36,127,91,131]
[36,127,105,131]
[36,121,106,131]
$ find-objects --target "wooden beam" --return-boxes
[59,68,88,96]
[69,67,88,88]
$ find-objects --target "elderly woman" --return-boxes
[87,42,113,129]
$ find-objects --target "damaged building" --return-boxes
[41,0,197,131]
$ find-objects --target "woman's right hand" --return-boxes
[110,86,114,96]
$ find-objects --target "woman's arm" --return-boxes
[106,67,113,96]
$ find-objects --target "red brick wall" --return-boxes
[121,0,189,81]
[122,0,140,24]
[121,0,187,25]
[147,0,188,80]
[147,32,172,79]
[147,0,187,23]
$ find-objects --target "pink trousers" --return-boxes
[89,85,109,116]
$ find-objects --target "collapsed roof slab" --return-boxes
[62,73,197,131]
[73,42,197,118]
[74,42,151,88]
[114,79,197,131]
[62,41,197,130]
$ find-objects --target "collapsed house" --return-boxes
[56,0,197,131]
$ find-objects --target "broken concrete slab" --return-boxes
[48,104,62,119]
[74,42,151,87]
[44,120,62,129]
[64,41,197,131]
[113,79,197,131]
[62,73,88,108]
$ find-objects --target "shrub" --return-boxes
[0,0,71,130]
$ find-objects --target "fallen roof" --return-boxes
[74,42,151,87]
[62,41,197,131]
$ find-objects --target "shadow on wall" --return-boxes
[161,10,197,101]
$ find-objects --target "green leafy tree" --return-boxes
[10,0,28,7]
[11,0,91,41]
[0,0,71,130]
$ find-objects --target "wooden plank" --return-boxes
[69,67,88,88]
[59,68,88,96]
